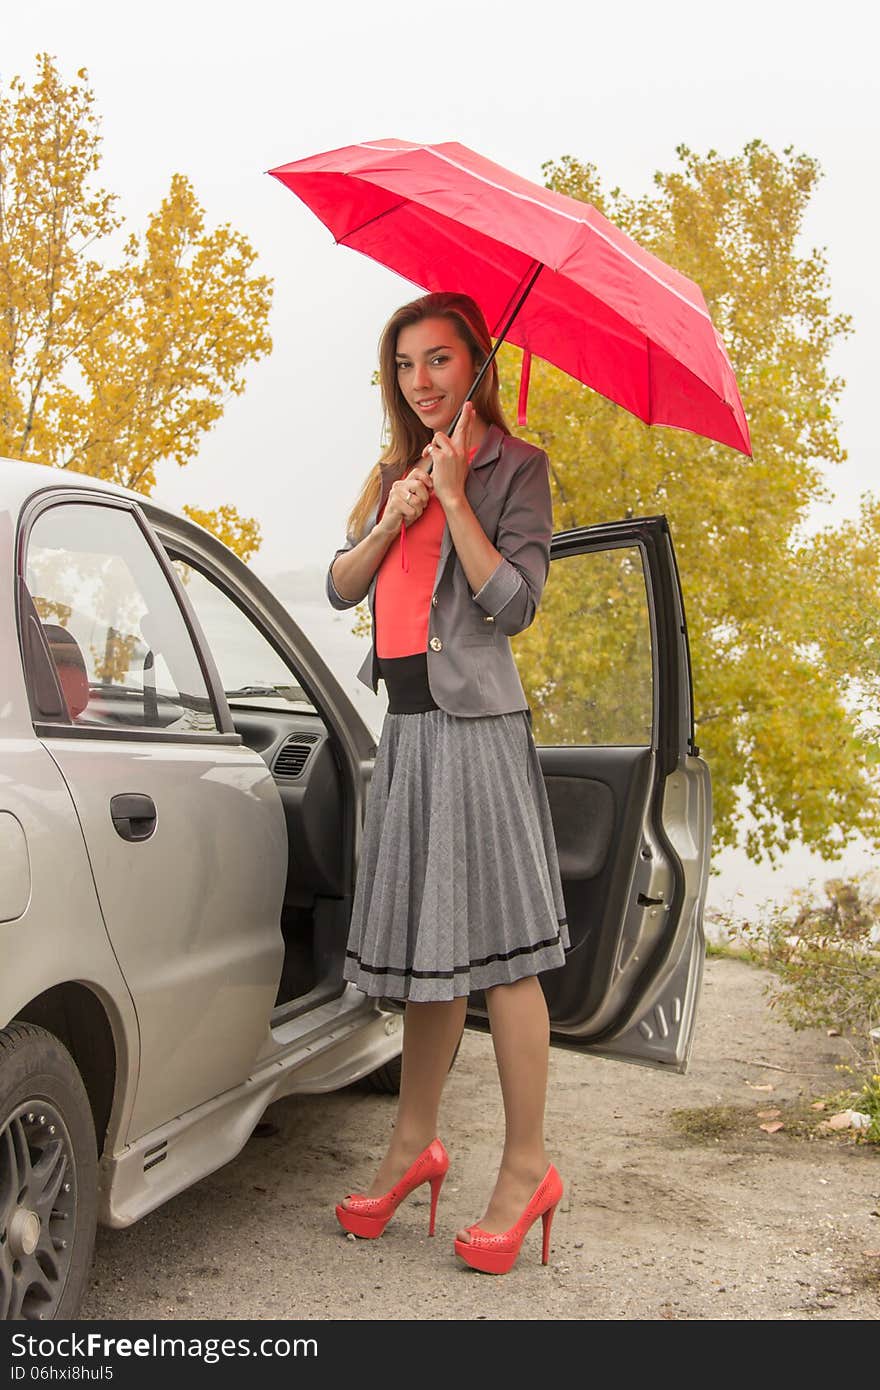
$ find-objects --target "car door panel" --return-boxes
[541,749,710,1062]
[40,736,288,1137]
[473,518,711,1073]
[540,745,658,1023]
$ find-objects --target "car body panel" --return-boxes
[1,487,142,1154]
[0,740,142,1165]
[1,456,712,1249]
[41,735,289,1140]
[100,993,402,1227]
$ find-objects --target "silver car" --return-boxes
[0,455,711,1320]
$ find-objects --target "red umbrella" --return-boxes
[269,138,750,455]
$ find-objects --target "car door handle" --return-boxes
[110,793,157,842]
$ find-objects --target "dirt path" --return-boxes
[81,958,879,1321]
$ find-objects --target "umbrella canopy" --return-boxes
[269,139,750,456]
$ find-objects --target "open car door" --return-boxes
[494,516,712,1073]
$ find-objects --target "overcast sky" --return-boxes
[5,1,878,580]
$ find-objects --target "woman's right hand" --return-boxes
[376,467,433,535]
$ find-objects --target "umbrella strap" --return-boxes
[517,349,532,427]
[464,260,541,430]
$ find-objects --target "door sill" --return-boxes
[270,976,346,1028]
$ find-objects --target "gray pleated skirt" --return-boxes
[343,708,569,1002]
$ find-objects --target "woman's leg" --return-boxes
[345,996,467,1202]
[456,975,552,1240]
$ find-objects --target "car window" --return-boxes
[170,559,315,711]
[512,544,654,746]
[25,502,219,733]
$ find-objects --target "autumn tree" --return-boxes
[0,54,271,557]
[503,141,879,860]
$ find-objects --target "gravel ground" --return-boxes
[80,957,880,1321]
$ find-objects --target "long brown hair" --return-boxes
[345,292,510,541]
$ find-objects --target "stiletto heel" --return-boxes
[540,1201,558,1265]
[428,1171,445,1237]
[453,1164,563,1275]
[336,1139,449,1240]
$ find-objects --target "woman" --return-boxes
[326,291,568,1276]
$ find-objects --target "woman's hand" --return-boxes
[376,466,434,535]
[422,401,475,509]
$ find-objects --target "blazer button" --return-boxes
[431,594,438,607]
[429,636,443,652]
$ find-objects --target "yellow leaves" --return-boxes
[513,545,653,748]
[1,55,271,559]
[508,141,878,861]
[32,597,72,626]
[182,504,262,563]
[352,602,372,640]
[92,628,138,684]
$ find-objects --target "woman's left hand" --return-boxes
[422,401,475,508]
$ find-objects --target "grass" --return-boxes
[669,1105,746,1142]
[670,1092,879,1147]
[705,939,767,966]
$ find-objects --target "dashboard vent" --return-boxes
[274,732,320,778]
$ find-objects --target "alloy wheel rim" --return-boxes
[0,1103,77,1320]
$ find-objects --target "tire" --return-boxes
[364,1037,462,1096]
[0,1023,98,1320]
[364,1054,403,1095]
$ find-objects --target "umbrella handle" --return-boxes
[398,259,542,559]
[422,260,543,476]
[399,253,540,559]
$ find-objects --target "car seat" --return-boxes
[42,624,90,719]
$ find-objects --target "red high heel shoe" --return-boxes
[335,1139,449,1239]
[453,1164,563,1274]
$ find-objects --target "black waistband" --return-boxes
[378,652,439,714]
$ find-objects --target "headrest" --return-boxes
[43,625,90,719]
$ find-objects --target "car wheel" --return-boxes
[364,1054,403,1095]
[364,1037,461,1095]
[0,1023,98,1321]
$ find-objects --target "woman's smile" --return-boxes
[396,316,477,433]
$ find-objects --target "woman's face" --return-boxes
[395,316,478,434]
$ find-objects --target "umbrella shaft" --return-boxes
[425,261,542,470]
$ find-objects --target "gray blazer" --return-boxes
[326,424,552,717]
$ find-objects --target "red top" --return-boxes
[375,449,480,659]
[375,471,446,659]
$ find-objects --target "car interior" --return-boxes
[223,702,354,1019]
